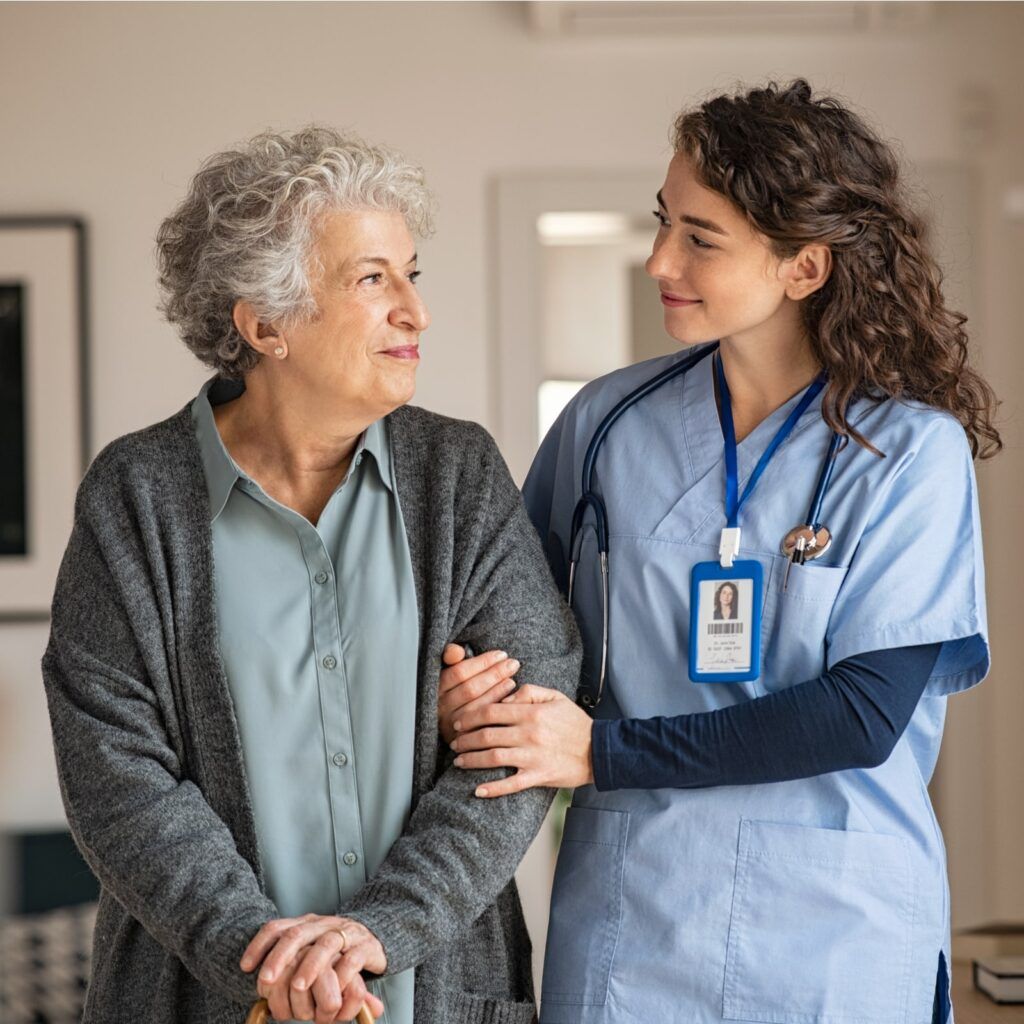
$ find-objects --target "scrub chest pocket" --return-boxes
[722,820,916,1024]
[542,807,629,1008]
[761,559,848,691]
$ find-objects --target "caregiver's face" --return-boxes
[285,209,430,420]
[645,153,791,347]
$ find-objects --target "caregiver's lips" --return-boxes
[660,292,701,307]
[383,345,420,360]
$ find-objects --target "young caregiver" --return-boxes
[437,80,1000,1024]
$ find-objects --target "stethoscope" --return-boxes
[566,341,844,708]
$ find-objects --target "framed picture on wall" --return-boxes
[0,217,89,622]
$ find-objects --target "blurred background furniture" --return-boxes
[0,830,98,1024]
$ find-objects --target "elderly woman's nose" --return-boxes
[392,283,430,331]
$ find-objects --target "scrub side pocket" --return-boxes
[540,806,629,1010]
[722,819,915,1024]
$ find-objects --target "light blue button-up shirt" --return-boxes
[192,379,418,1024]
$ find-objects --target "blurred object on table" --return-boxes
[974,957,1024,1005]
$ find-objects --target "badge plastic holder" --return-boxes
[688,558,763,683]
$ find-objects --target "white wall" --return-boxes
[1,0,1022,941]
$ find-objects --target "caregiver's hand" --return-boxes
[438,644,520,744]
[450,684,595,797]
[241,914,386,1023]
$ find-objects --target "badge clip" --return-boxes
[719,527,741,568]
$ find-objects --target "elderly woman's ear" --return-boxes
[232,300,284,360]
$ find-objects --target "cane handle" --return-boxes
[246,1001,269,1024]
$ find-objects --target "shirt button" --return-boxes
[314,571,329,585]
[322,655,337,670]
[332,752,348,767]
[343,851,358,866]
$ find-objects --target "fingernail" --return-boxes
[261,971,275,984]
[509,659,521,672]
[496,651,508,660]
[454,756,464,767]
[294,978,307,991]
[453,720,462,732]
[504,679,516,691]
[476,787,489,797]
[240,958,251,970]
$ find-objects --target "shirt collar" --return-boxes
[190,377,395,524]
[361,415,394,495]
[192,378,242,522]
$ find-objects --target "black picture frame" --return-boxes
[0,217,90,623]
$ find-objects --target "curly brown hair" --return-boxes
[673,79,1001,459]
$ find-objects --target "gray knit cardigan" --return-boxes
[42,401,582,1024]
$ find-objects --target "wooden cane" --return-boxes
[247,997,374,1024]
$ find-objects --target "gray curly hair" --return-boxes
[156,126,436,377]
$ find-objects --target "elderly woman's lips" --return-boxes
[383,346,420,359]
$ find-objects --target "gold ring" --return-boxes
[335,927,349,952]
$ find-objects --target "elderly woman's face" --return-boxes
[285,209,429,418]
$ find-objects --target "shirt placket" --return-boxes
[294,521,369,901]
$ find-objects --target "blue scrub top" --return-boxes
[523,345,988,1024]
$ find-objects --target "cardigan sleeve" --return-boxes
[341,423,582,974]
[41,476,277,1006]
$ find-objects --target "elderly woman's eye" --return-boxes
[652,209,670,228]
[408,270,422,284]
[360,273,383,285]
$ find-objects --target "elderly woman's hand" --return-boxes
[450,684,595,797]
[241,914,386,1022]
[438,645,521,745]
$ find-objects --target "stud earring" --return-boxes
[273,345,286,359]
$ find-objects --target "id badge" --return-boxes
[688,559,763,683]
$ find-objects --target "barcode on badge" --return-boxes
[707,622,743,635]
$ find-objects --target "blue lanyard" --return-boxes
[715,353,826,530]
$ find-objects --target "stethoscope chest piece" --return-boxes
[780,524,832,562]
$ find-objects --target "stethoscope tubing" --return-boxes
[567,343,718,707]
[805,429,844,530]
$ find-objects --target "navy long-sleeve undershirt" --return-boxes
[590,643,941,791]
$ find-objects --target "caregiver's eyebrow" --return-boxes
[656,190,729,236]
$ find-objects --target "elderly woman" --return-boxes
[42,128,580,1024]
